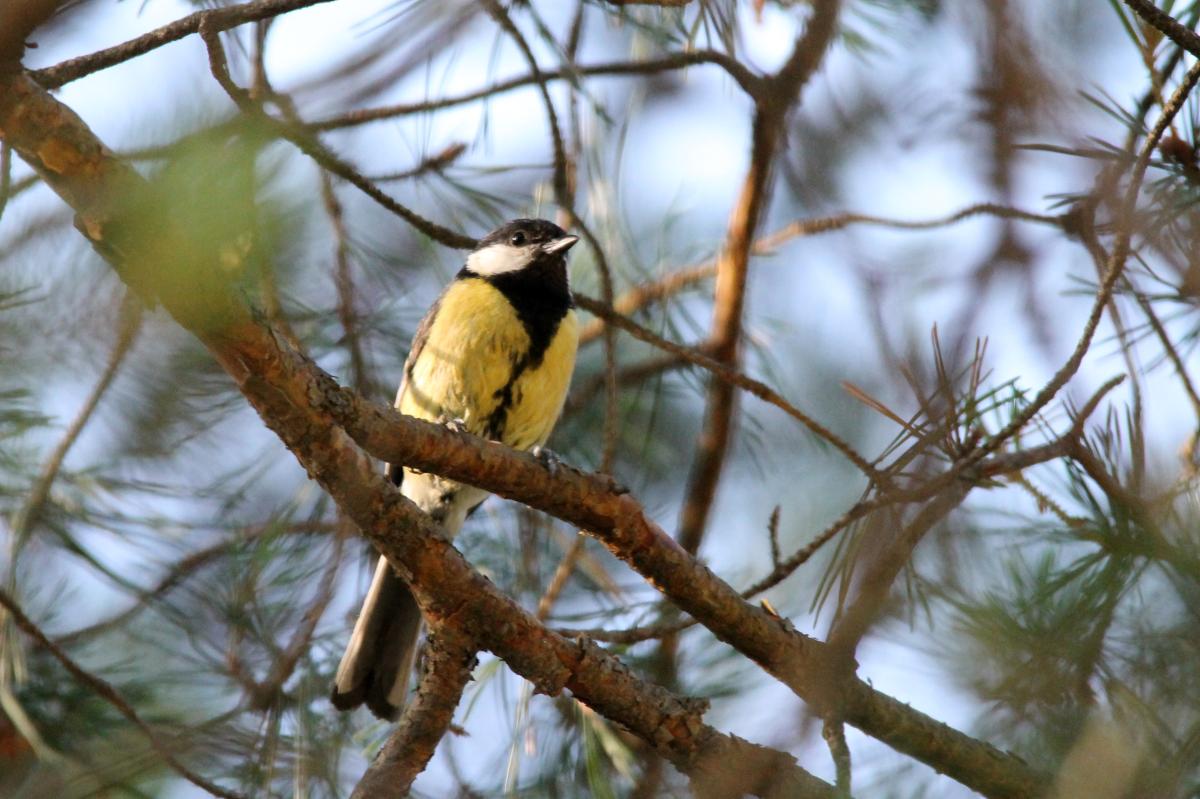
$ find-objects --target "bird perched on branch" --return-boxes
[331,218,580,720]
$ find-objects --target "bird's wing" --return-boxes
[393,289,446,412]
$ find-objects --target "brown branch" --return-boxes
[1123,0,1200,59]
[678,0,842,555]
[0,587,249,799]
[31,0,336,88]
[576,202,1066,347]
[0,64,1050,799]
[308,53,762,131]
[349,631,477,799]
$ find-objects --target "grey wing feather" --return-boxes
[394,289,446,410]
[387,289,448,487]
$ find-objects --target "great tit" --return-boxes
[331,218,580,719]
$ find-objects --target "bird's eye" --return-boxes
[509,231,527,246]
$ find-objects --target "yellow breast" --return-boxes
[398,279,578,451]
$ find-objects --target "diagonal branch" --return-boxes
[31,0,336,88]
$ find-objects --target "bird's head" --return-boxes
[464,218,579,278]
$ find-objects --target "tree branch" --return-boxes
[349,631,477,799]
[307,52,761,130]
[677,0,843,555]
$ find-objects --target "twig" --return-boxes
[9,296,141,550]
[677,0,842,556]
[245,520,346,710]
[371,141,466,182]
[481,0,621,473]
[574,294,880,481]
[309,52,761,131]
[31,0,336,88]
[822,718,851,798]
[576,202,1066,346]
[0,587,249,799]
[565,349,698,415]
[536,535,586,621]
[1123,0,1200,59]
[974,59,1200,461]
[767,506,782,569]
[349,631,478,799]
[197,23,475,250]
[0,141,12,220]
[54,521,334,646]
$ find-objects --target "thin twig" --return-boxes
[481,0,621,472]
[9,296,141,549]
[574,293,880,481]
[245,520,346,710]
[536,535,586,621]
[973,59,1200,462]
[32,0,336,88]
[0,587,249,799]
[308,52,761,131]
[822,718,851,798]
[55,522,335,646]
[197,22,475,250]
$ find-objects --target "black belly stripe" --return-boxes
[485,354,530,440]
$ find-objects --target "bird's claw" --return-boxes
[444,417,469,435]
[531,445,562,476]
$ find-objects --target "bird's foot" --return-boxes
[531,445,562,476]
[444,417,469,435]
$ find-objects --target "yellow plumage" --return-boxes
[398,277,578,450]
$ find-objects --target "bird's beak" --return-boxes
[541,235,579,255]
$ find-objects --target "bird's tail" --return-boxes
[330,555,422,720]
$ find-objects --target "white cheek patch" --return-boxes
[466,243,536,276]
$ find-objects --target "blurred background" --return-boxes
[2,0,1199,796]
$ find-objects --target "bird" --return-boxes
[331,218,580,720]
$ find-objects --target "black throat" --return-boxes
[458,255,572,370]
